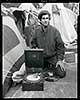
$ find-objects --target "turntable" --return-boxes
[22,49,44,91]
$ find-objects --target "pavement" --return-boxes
[5,63,77,98]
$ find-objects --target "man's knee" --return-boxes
[58,70,66,78]
[55,65,66,78]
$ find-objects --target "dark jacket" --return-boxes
[31,25,65,65]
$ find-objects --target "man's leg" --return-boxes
[43,58,66,79]
[43,58,49,71]
[50,64,66,78]
[43,58,51,77]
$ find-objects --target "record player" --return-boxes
[22,49,44,91]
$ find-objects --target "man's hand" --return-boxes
[56,61,65,71]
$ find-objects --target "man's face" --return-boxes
[41,14,50,27]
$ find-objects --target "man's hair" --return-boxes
[38,10,51,21]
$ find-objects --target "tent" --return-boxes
[2,15,27,96]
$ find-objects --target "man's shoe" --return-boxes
[43,72,59,82]
[44,76,59,82]
[48,72,53,77]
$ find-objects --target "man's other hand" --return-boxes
[56,61,65,71]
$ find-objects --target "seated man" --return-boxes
[31,10,66,79]
[12,10,66,83]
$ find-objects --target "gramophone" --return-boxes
[22,49,44,91]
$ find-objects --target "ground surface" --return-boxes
[5,63,77,98]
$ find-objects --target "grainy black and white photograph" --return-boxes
[1,2,79,98]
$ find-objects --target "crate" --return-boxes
[64,52,76,63]
[22,79,44,91]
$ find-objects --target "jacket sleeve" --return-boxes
[31,31,38,48]
[55,29,65,61]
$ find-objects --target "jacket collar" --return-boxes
[40,24,50,34]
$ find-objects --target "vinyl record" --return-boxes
[25,73,42,83]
